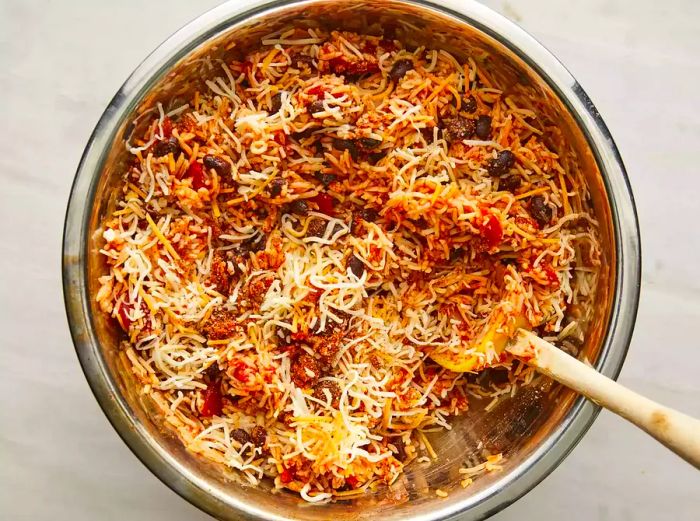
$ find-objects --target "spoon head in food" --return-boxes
[430,313,529,372]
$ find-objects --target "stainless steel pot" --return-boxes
[62,1,641,519]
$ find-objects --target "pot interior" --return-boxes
[83,1,616,519]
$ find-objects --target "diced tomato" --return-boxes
[279,468,294,484]
[311,193,335,215]
[481,214,503,248]
[200,382,223,417]
[346,476,359,489]
[231,361,250,382]
[117,304,132,331]
[186,161,206,190]
[161,117,173,138]
[307,85,325,98]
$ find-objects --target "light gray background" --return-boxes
[1,0,698,519]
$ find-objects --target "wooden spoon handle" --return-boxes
[510,329,700,469]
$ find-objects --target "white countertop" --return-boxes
[1,0,698,519]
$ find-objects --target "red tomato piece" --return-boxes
[231,362,249,382]
[345,476,359,488]
[161,117,173,138]
[186,162,206,190]
[279,468,294,484]
[200,383,223,417]
[117,304,132,331]
[307,85,325,98]
[481,214,503,248]
[311,193,335,215]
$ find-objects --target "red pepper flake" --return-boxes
[279,468,294,484]
[311,193,335,215]
[346,476,359,489]
[481,214,503,248]
[186,162,206,190]
[200,381,223,417]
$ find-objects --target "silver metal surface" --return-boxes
[62,1,641,520]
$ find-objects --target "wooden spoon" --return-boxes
[508,329,700,469]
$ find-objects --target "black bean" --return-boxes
[314,171,337,187]
[250,426,267,447]
[462,94,478,114]
[289,199,309,215]
[529,195,553,228]
[487,150,515,175]
[231,428,251,446]
[358,137,382,150]
[293,127,317,140]
[449,247,464,263]
[389,59,414,82]
[499,174,521,192]
[332,138,358,160]
[203,155,231,176]
[308,100,326,115]
[348,255,365,277]
[153,137,180,157]
[367,150,387,165]
[481,367,511,386]
[475,115,492,140]
[204,363,220,382]
[442,117,476,143]
[411,217,429,230]
[239,232,267,254]
[270,92,283,113]
[269,178,284,197]
[357,208,378,222]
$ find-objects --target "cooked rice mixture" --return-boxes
[96,27,600,502]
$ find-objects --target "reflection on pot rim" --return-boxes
[62,1,640,520]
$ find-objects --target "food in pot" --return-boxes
[96,27,600,501]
